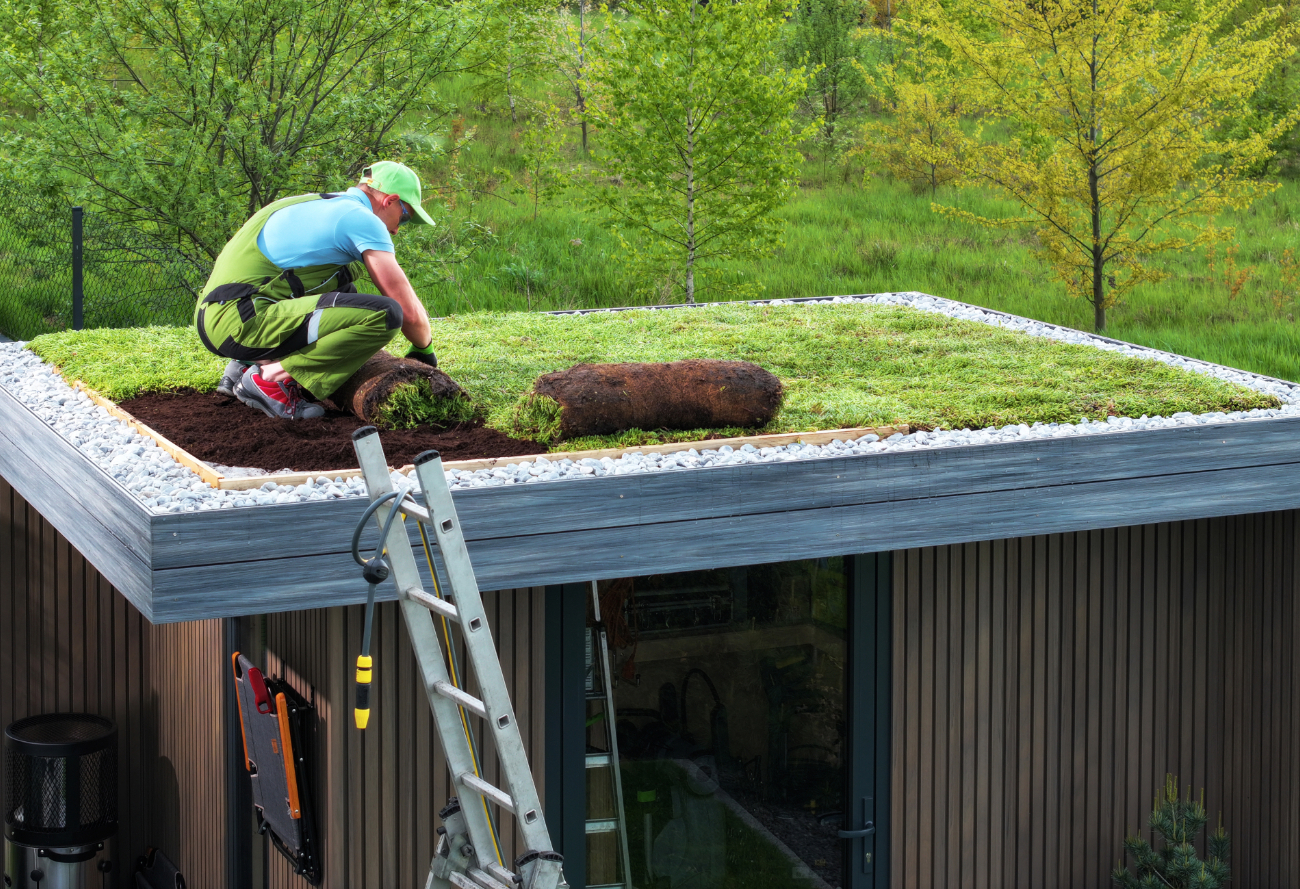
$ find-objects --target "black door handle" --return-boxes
[838,820,875,838]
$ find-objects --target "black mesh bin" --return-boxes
[4,714,118,848]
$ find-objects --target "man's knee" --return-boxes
[383,299,403,331]
[318,291,403,331]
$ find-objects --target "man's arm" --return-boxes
[362,249,432,348]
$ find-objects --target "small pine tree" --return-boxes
[1112,774,1231,889]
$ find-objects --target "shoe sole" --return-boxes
[235,385,287,419]
[217,361,245,398]
[235,382,325,420]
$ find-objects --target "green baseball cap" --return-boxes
[359,160,435,225]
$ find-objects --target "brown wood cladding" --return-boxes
[0,477,229,885]
[891,515,1300,889]
[261,589,547,889]
[10,465,1300,888]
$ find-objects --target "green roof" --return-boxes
[27,302,1278,450]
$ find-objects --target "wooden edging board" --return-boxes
[195,423,909,491]
[68,376,910,492]
[72,381,225,487]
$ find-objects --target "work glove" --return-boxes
[405,340,438,368]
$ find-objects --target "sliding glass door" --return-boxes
[551,554,890,889]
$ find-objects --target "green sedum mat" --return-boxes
[27,302,1280,449]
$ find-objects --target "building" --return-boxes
[4,300,1299,888]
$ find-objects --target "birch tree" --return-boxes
[587,0,809,302]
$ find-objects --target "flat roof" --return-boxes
[5,293,1300,622]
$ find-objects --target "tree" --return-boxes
[553,0,612,156]
[587,0,810,303]
[909,0,1299,331]
[512,104,574,220]
[859,29,971,196]
[0,0,481,263]
[863,80,967,194]
[472,0,560,124]
[0,0,68,110]
[1113,774,1230,889]
[782,0,870,151]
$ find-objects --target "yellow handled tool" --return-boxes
[349,487,406,730]
[354,654,373,729]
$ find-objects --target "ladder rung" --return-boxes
[435,681,487,719]
[469,867,514,889]
[398,499,432,524]
[407,586,460,622]
[585,753,612,768]
[585,819,620,834]
[449,871,511,889]
[459,772,515,814]
[484,862,520,887]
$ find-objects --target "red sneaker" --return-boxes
[235,370,325,420]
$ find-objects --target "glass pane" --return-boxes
[586,559,848,889]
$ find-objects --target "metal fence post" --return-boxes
[71,206,84,330]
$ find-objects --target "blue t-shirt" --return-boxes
[257,188,394,269]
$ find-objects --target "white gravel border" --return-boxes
[3,291,1297,514]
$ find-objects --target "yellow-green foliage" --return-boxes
[900,0,1300,330]
[29,303,1279,449]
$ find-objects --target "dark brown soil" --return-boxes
[536,359,783,439]
[117,389,547,472]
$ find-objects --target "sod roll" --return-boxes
[534,359,783,439]
[332,352,467,424]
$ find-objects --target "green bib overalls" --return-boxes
[194,192,403,399]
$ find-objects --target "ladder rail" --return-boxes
[413,451,554,851]
[590,581,634,889]
[353,431,504,872]
[351,429,562,889]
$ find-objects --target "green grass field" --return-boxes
[29,303,1278,449]
[398,67,1300,381]
[6,43,1298,387]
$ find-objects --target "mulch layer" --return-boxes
[117,389,547,472]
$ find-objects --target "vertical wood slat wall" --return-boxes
[0,478,229,885]
[890,515,1300,889]
[262,589,547,889]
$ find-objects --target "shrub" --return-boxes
[1112,774,1230,889]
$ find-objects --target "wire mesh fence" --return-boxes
[0,179,209,341]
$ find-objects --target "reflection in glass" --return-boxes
[586,559,848,889]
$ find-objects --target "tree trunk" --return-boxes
[1091,162,1104,331]
[577,0,589,156]
[685,136,696,303]
[1088,0,1104,333]
[1093,258,1106,332]
[507,58,516,124]
[684,0,697,304]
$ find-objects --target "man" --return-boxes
[195,161,438,420]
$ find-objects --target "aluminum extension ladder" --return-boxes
[585,581,633,889]
[351,428,565,889]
